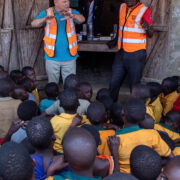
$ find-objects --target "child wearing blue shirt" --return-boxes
[39,82,59,112]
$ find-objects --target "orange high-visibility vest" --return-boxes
[118,3,148,52]
[44,7,78,58]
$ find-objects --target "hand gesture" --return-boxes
[60,10,73,21]
[71,114,84,127]
[47,156,69,176]
[45,16,56,25]
[107,136,120,155]
[142,21,150,31]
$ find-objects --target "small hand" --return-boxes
[45,16,56,25]
[47,156,69,176]
[8,120,23,135]
[71,114,84,127]
[104,123,120,130]
[107,40,117,49]
[142,21,150,31]
[107,136,120,154]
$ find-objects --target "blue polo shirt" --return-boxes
[36,8,80,61]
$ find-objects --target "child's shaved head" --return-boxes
[63,128,97,171]
[139,113,154,129]
[0,142,34,180]
[130,145,162,180]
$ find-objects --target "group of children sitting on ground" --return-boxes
[0,64,180,180]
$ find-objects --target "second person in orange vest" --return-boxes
[31,0,85,84]
[108,0,154,102]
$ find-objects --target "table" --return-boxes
[78,41,118,53]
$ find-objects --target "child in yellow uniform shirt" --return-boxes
[131,84,155,120]
[22,66,40,105]
[147,82,163,123]
[161,77,179,116]
[50,89,91,154]
[154,110,180,141]
[104,98,172,174]
[87,102,115,155]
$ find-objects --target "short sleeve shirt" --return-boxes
[36,8,80,61]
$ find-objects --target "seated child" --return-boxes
[96,88,111,101]
[130,145,162,180]
[104,98,173,174]
[44,74,90,116]
[76,82,93,102]
[20,77,37,103]
[46,127,102,179]
[147,82,163,123]
[154,110,180,141]
[110,103,124,128]
[131,84,155,120]
[157,156,180,180]
[0,142,34,180]
[161,77,179,116]
[87,102,115,155]
[11,100,38,143]
[50,88,91,153]
[98,95,114,122]
[81,124,116,177]
[22,66,40,105]
[12,86,29,101]
[26,116,69,180]
[10,70,23,85]
[103,172,138,180]
[0,78,21,138]
[39,82,59,113]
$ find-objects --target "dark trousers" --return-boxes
[109,49,146,101]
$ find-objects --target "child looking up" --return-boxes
[130,145,162,180]
[47,127,102,179]
[20,77,37,103]
[26,116,68,180]
[22,66,40,105]
[39,83,59,113]
[76,82,93,102]
[50,88,91,153]
[104,98,173,174]
[147,82,163,123]
[0,78,21,138]
[154,110,180,141]
[87,102,115,155]
[10,70,23,85]
[131,84,155,120]
[161,77,179,116]
[0,142,34,180]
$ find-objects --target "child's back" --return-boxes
[0,78,21,138]
[50,89,91,153]
[39,82,59,112]
[104,98,172,173]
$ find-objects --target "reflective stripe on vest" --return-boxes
[44,7,78,57]
[118,3,148,52]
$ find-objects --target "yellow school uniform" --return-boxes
[32,88,40,106]
[154,123,180,141]
[146,105,156,120]
[173,147,180,156]
[160,91,179,116]
[104,126,171,173]
[146,97,163,123]
[95,126,115,155]
[51,113,91,153]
